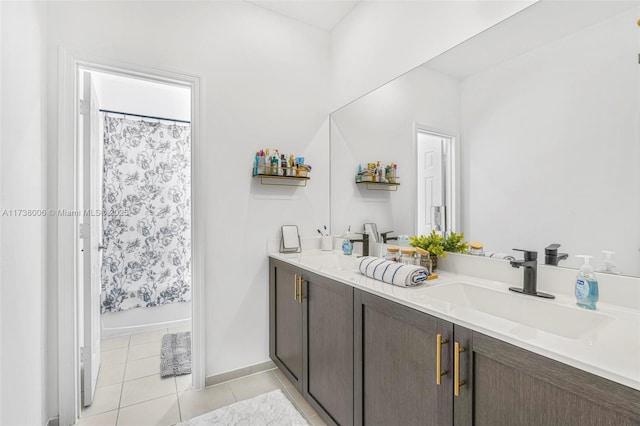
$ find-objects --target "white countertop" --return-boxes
[270,249,640,391]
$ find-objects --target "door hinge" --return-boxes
[79,99,89,116]
[79,223,90,239]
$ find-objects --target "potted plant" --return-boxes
[410,230,469,270]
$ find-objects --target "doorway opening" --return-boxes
[78,68,194,412]
[57,51,204,426]
[415,129,456,237]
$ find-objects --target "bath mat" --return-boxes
[177,389,308,426]
[160,331,191,377]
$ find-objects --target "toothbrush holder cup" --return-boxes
[321,235,333,251]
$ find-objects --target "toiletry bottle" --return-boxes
[342,228,354,256]
[575,255,599,310]
[265,149,271,175]
[274,150,281,175]
[258,150,266,174]
[469,241,484,256]
[385,246,400,262]
[281,154,287,176]
[415,247,431,273]
[399,248,415,265]
[597,250,620,275]
[254,152,259,176]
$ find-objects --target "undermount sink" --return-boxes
[425,282,614,339]
[298,252,358,272]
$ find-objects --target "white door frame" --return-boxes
[57,47,206,426]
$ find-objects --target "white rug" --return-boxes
[177,389,309,426]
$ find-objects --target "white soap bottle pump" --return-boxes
[575,255,599,310]
[597,250,620,275]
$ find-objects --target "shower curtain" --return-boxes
[101,114,191,313]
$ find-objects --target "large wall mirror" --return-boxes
[330,1,639,276]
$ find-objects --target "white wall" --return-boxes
[46,0,330,413]
[0,1,48,425]
[92,71,191,122]
[329,0,536,110]
[461,7,639,275]
[331,66,460,241]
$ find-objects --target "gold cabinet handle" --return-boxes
[294,274,299,301]
[436,333,449,385]
[454,341,466,396]
[297,276,305,303]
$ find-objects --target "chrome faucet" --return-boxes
[544,243,568,266]
[509,249,555,299]
[350,233,370,257]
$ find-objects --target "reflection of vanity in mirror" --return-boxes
[330,0,639,276]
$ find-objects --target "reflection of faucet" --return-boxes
[350,233,369,257]
[380,231,397,244]
[544,243,568,266]
[509,249,555,299]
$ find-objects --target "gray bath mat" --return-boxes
[160,331,191,378]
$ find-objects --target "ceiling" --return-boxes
[246,0,361,32]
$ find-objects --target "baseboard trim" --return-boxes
[46,417,59,426]
[205,360,276,387]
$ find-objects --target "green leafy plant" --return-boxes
[443,231,469,254]
[410,230,468,258]
[409,231,445,257]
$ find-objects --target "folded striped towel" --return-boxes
[357,256,429,287]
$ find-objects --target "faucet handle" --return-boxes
[545,243,561,255]
[513,248,537,261]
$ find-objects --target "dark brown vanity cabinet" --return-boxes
[354,289,454,426]
[269,258,354,426]
[353,289,640,426]
[459,330,640,426]
[269,258,303,390]
[271,262,639,426]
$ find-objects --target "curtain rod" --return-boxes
[99,109,190,124]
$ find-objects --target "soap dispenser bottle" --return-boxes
[342,227,353,256]
[575,255,599,310]
[597,250,620,275]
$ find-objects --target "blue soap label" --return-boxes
[575,278,590,300]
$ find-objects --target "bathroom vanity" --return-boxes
[269,251,640,426]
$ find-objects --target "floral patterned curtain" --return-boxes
[101,114,191,313]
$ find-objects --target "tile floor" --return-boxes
[78,324,323,426]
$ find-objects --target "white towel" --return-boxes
[357,256,429,287]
